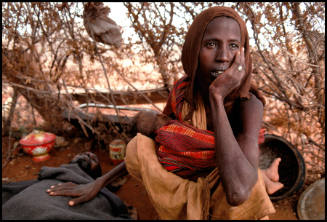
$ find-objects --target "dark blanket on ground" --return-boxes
[2,163,131,220]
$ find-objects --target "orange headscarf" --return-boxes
[181,6,265,116]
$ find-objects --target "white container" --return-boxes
[109,139,126,165]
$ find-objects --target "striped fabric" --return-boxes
[157,77,216,179]
[168,76,189,121]
[156,77,265,180]
[156,120,216,179]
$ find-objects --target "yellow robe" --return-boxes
[125,133,276,220]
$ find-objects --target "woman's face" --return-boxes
[198,16,241,89]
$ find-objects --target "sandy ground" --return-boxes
[2,136,298,220]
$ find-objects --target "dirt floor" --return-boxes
[2,135,299,220]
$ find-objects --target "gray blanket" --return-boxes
[2,163,131,220]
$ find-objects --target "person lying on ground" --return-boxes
[2,152,135,220]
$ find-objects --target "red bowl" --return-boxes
[19,131,56,162]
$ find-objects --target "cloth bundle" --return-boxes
[156,120,216,180]
[155,119,265,180]
[156,76,266,180]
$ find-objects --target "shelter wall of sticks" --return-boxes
[2,2,325,185]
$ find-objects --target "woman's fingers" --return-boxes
[234,47,245,81]
[232,46,244,70]
[241,47,245,65]
[236,46,242,64]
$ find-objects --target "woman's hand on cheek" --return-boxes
[209,47,246,99]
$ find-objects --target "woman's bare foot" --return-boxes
[263,157,281,182]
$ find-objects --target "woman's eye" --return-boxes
[206,40,216,48]
[230,43,239,49]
